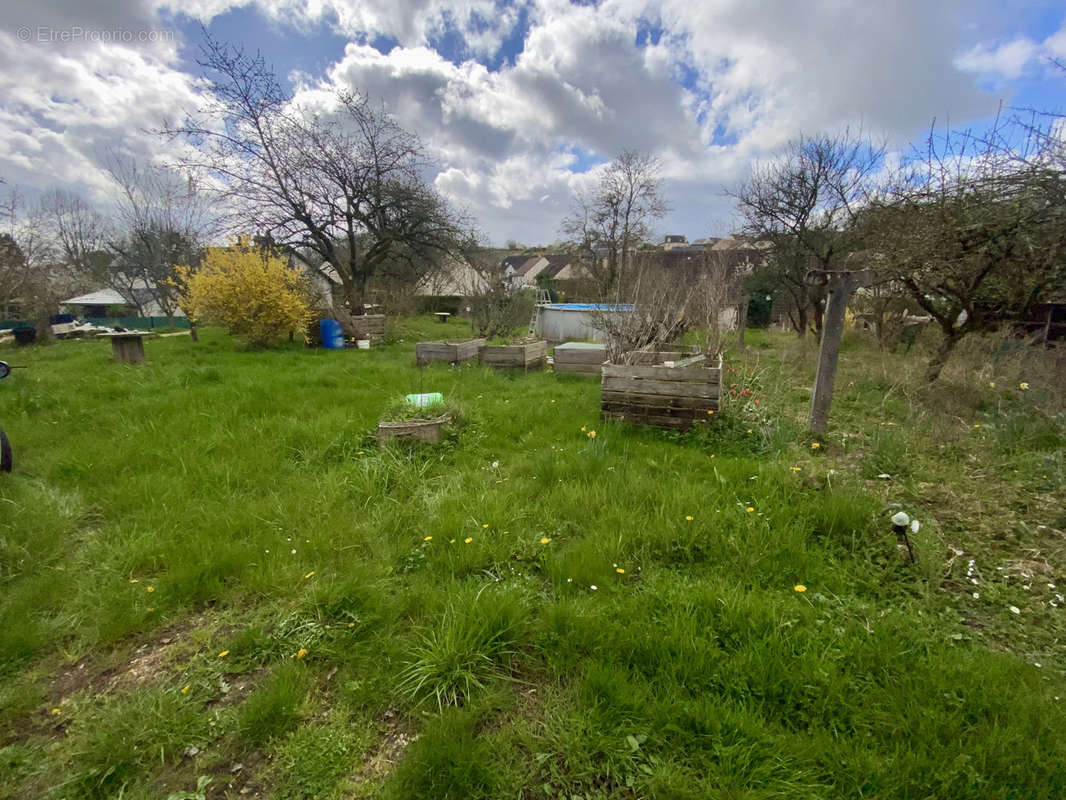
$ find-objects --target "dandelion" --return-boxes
[1020,382,1030,390]
[482,523,489,529]
[989,381,995,388]
[424,536,433,541]
[746,507,755,513]
[747,428,753,434]
[296,648,308,659]
[146,586,155,593]
[973,423,981,428]
[304,571,315,578]
[291,549,296,554]
[685,515,694,521]
[464,537,473,543]
[587,430,596,438]
[791,466,801,472]
[348,622,356,628]
[616,568,625,574]
[811,442,821,450]
[707,409,714,415]
[129,578,140,583]
[551,399,556,403]
[218,650,229,658]
[540,537,551,544]
[491,460,499,468]
[794,584,807,592]
[51,707,61,715]
[181,685,190,695]
[449,539,456,543]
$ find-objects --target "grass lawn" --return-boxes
[1,316,1065,799]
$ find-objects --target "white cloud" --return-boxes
[955,21,1066,79]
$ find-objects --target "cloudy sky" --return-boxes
[2,0,1064,245]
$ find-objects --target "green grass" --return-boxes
[0,317,1064,798]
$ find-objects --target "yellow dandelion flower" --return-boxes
[794,584,807,592]
[973,423,980,429]
[146,586,155,593]
[348,622,355,628]
[747,428,753,434]
[791,466,801,472]
[465,537,473,543]
[811,442,821,450]
[989,381,996,388]
[746,507,755,513]
[129,578,140,583]
[616,568,625,574]
[51,707,61,715]
[424,536,433,541]
[296,648,308,659]
[449,539,456,543]
[551,399,556,403]
[588,430,596,439]
[304,570,315,578]
[540,537,551,544]
[685,515,694,521]
[707,409,714,415]
[181,685,190,695]
[218,650,229,658]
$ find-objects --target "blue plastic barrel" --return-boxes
[320,319,344,349]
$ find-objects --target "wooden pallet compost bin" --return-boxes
[344,314,386,342]
[553,342,606,376]
[415,338,486,367]
[601,354,722,430]
[377,416,447,444]
[478,340,548,370]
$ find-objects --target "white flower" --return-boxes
[973,592,979,599]
[1009,605,1021,615]
[590,585,598,591]
[877,473,891,479]
[910,519,920,533]
[891,512,910,527]
[491,460,499,469]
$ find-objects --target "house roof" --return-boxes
[539,254,572,278]
[513,256,546,277]
[501,255,531,272]
[62,289,129,306]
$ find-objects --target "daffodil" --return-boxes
[581,425,587,432]
[1020,382,1029,390]
[587,430,596,439]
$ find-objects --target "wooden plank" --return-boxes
[601,411,696,429]
[554,363,601,375]
[602,392,718,411]
[602,363,718,382]
[601,376,718,398]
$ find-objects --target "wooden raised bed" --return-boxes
[377,416,447,444]
[553,342,606,376]
[478,340,548,370]
[620,345,701,366]
[601,354,722,430]
[416,338,486,367]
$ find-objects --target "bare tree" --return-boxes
[164,35,472,311]
[0,186,63,336]
[857,120,1066,381]
[105,154,215,320]
[36,189,111,282]
[732,130,884,337]
[561,150,667,296]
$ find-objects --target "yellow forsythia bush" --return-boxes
[175,240,312,347]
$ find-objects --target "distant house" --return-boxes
[662,234,689,251]
[61,282,183,318]
[506,256,549,288]
[414,256,491,297]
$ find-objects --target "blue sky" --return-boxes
[1,0,1064,245]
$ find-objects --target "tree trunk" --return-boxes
[925,329,960,382]
[189,322,199,342]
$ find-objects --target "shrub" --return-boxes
[175,239,312,347]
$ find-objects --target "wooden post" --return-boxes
[807,270,872,435]
[736,293,749,350]
[111,334,145,364]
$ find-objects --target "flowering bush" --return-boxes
[175,238,312,347]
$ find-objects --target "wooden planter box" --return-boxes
[344,314,386,342]
[553,342,606,376]
[416,338,486,367]
[377,416,447,444]
[620,345,701,366]
[478,340,548,370]
[601,355,722,430]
